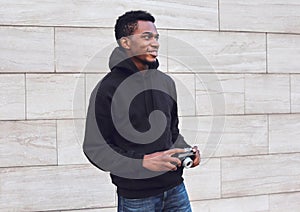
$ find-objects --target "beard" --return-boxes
[135,55,157,67]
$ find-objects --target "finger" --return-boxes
[164,148,185,156]
[194,155,200,165]
[161,154,182,166]
[192,146,198,152]
[164,162,178,171]
[165,156,182,166]
[197,150,201,160]
[192,152,201,167]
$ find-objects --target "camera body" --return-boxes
[174,148,196,169]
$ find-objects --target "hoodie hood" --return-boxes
[108,47,159,73]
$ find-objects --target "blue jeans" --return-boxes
[118,183,192,212]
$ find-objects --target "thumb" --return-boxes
[165,148,185,156]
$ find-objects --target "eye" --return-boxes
[142,34,151,40]
[141,33,159,41]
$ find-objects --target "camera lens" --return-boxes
[182,157,193,169]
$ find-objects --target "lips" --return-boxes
[147,50,158,57]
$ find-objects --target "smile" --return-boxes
[147,51,158,56]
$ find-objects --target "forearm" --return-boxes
[142,148,185,172]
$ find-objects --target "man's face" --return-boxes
[126,20,160,68]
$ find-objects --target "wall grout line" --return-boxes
[267,114,270,154]
[218,0,221,31]
[55,119,58,166]
[0,163,91,170]
[2,24,300,35]
[3,72,300,75]
[243,73,246,115]
[84,73,87,116]
[24,73,27,120]
[290,74,292,113]
[0,24,114,29]
[54,27,56,72]
[0,24,296,35]
[266,32,268,74]
[268,194,271,211]
[220,157,223,198]
[166,29,169,73]
[2,150,300,169]
[194,73,197,116]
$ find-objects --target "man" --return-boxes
[83,10,200,211]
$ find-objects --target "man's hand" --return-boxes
[142,148,186,172]
[191,146,200,168]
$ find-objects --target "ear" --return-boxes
[119,37,131,50]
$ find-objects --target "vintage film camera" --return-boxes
[174,147,196,169]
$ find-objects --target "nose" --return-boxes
[151,38,159,49]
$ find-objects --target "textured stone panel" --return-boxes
[26,74,85,119]
[169,74,196,116]
[56,28,115,73]
[0,74,25,120]
[0,27,54,72]
[0,165,115,211]
[196,74,244,115]
[168,31,265,73]
[220,0,300,33]
[245,74,290,113]
[268,34,300,73]
[0,0,218,30]
[270,192,300,212]
[56,28,168,73]
[0,120,56,167]
[214,115,268,157]
[222,154,300,197]
[180,115,267,158]
[184,158,220,200]
[291,75,300,112]
[68,208,117,212]
[57,119,89,165]
[269,114,300,154]
[191,195,269,212]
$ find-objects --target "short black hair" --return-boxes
[114,10,155,44]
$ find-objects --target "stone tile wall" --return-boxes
[0,1,299,211]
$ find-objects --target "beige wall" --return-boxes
[1,1,300,211]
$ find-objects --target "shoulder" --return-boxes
[153,70,176,90]
[155,70,175,84]
[97,71,126,92]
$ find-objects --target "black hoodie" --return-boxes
[83,47,190,198]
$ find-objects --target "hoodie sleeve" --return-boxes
[170,80,191,149]
[82,82,146,177]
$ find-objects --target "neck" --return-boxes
[131,56,149,71]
